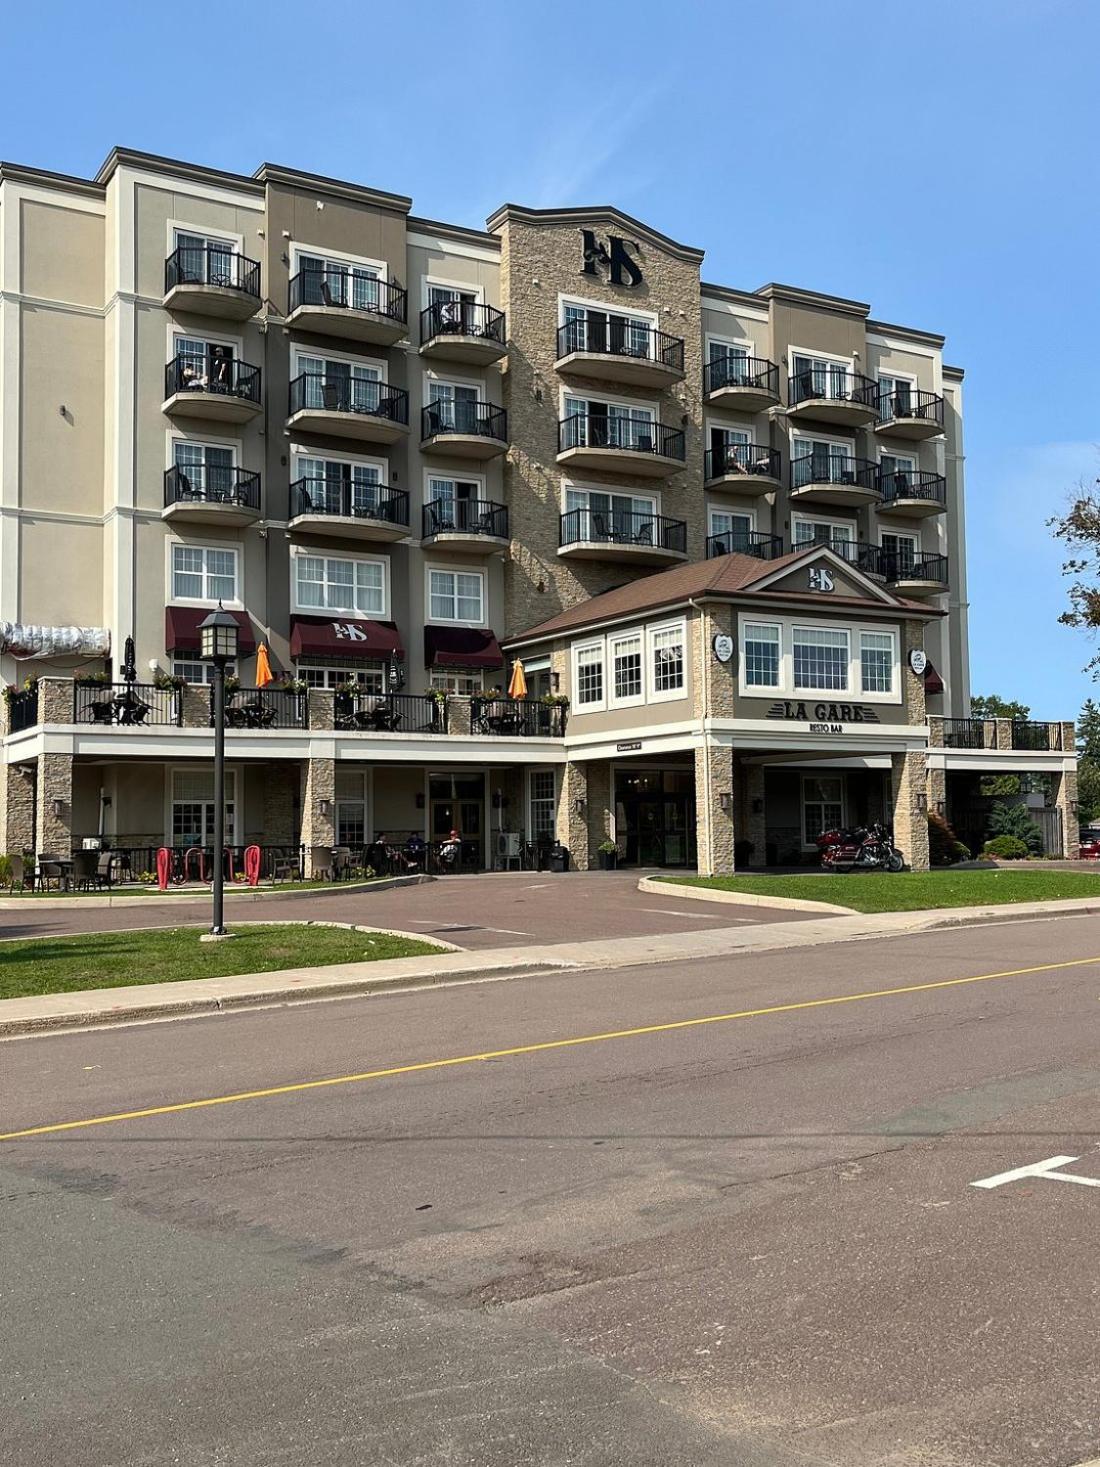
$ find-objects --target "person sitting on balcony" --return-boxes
[180,360,207,391]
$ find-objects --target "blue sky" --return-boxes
[2,0,1097,715]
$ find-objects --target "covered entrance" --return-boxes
[614,766,697,868]
[429,770,485,870]
[759,764,890,867]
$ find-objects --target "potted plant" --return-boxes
[75,670,110,686]
[597,838,620,871]
[152,670,187,691]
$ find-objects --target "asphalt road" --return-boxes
[2,913,1100,1465]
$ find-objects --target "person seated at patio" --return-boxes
[439,829,462,872]
[402,833,427,872]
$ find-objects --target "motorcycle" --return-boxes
[817,821,905,873]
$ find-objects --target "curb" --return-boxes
[637,876,854,916]
[0,873,432,912]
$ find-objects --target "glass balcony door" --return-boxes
[173,441,235,501]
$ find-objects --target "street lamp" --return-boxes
[199,603,239,938]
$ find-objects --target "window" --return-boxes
[879,373,915,416]
[709,338,750,375]
[649,623,686,699]
[297,662,385,692]
[793,626,850,692]
[709,509,754,555]
[744,623,781,688]
[172,334,236,391]
[792,352,851,399]
[427,379,481,434]
[335,769,367,849]
[879,451,916,477]
[171,770,235,847]
[294,353,383,413]
[860,631,895,695]
[565,486,657,540]
[428,568,485,623]
[171,659,236,686]
[173,229,237,286]
[802,776,844,847]
[171,544,238,604]
[529,770,557,842]
[295,553,385,616]
[610,631,643,705]
[294,454,384,516]
[575,642,605,708]
[173,441,236,501]
[791,435,856,486]
[562,301,654,359]
[425,475,485,532]
[792,515,855,554]
[563,395,655,450]
[297,251,380,311]
[428,283,478,333]
[430,669,484,696]
[881,532,918,576]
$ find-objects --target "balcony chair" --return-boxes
[428,504,456,535]
[633,520,655,547]
[114,690,151,725]
[635,432,654,454]
[321,382,342,412]
[85,695,116,724]
[588,511,611,542]
[376,391,401,420]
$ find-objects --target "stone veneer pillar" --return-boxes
[0,764,36,855]
[263,764,300,848]
[35,752,73,855]
[695,742,736,876]
[891,751,930,871]
[586,761,612,856]
[557,761,589,870]
[300,758,336,874]
[1053,722,1079,857]
[743,763,766,868]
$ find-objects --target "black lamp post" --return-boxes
[199,603,239,937]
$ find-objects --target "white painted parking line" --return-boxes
[971,1155,1100,1191]
[639,907,753,921]
[484,928,533,937]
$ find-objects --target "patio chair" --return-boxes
[89,698,115,724]
[321,382,341,412]
[71,850,99,891]
[332,846,353,881]
[309,845,333,881]
[633,520,655,547]
[589,511,611,542]
[37,856,64,892]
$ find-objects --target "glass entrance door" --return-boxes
[429,773,485,870]
[614,769,696,868]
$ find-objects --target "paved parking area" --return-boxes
[0,872,818,949]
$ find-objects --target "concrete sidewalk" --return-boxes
[3,895,1099,1039]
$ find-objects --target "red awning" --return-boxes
[424,626,504,670]
[164,607,256,655]
[290,615,403,661]
[924,660,945,696]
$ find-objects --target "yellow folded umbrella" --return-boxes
[255,642,275,688]
[507,658,527,700]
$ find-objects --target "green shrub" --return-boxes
[928,810,970,865]
[0,854,11,885]
[983,834,1030,860]
[987,800,1043,854]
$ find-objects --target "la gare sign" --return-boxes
[766,699,881,734]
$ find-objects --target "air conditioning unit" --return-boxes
[496,831,523,858]
[81,836,103,851]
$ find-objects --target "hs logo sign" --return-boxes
[580,230,643,288]
[332,622,369,640]
[808,566,835,593]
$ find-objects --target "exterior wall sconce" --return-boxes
[751,797,764,814]
[573,798,586,816]
[718,792,733,815]
[916,791,928,813]
[552,671,561,692]
[1070,799,1079,814]
[318,798,332,816]
[51,798,64,819]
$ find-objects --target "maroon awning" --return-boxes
[165,607,256,655]
[290,615,403,661]
[424,626,504,670]
[924,660,945,696]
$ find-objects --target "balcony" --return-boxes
[885,552,949,598]
[790,453,879,508]
[554,320,684,389]
[335,691,447,735]
[164,246,261,320]
[420,400,508,460]
[703,355,780,413]
[74,681,182,727]
[825,540,891,581]
[935,717,1067,752]
[557,413,686,478]
[558,508,687,565]
[1011,720,1066,751]
[162,466,261,528]
[220,688,308,730]
[163,354,262,424]
[471,697,568,738]
[787,367,879,427]
[875,467,948,518]
[706,530,783,561]
[287,374,409,445]
[288,478,410,543]
[422,498,509,549]
[286,268,407,346]
[704,443,781,495]
[875,388,945,441]
[420,301,507,365]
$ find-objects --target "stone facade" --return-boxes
[586,761,613,854]
[695,743,735,875]
[0,764,35,854]
[181,685,211,730]
[36,752,73,854]
[262,764,299,847]
[891,750,930,872]
[903,621,928,728]
[300,758,336,874]
[556,761,589,869]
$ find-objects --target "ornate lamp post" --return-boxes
[199,603,239,937]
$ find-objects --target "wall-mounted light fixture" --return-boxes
[718,791,733,815]
[318,798,332,817]
[916,791,928,813]
[751,797,764,815]
[573,798,586,817]
[552,671,561,692]
[51,798,64,819]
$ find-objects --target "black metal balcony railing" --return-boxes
[875,468,948,508]
[291,477,410,526]
[164,465,261,512]
[471,698,568,738]
[218,688,307,731]
[560,507,687,553]
[788,367,879,409]
[422,498,508,539]
[706,530,783,561]
[165,354,261,404]
[703,355,780,398]
[826,541,892,578]
[289,374,409,425]
[288,266,407,324]
[790,454,878,491]
[558,412,686,461]
[885,552,949,587]
[75,682,182,727]
[1012,720,1063,752]
[334,691,448,735]
[165,245,260,300]
[8,686,38,732]
[556,319,685,373]
[940,718,994,750]
[705,443,781,481]
[421,300,505,345]
[878,387,945,427]
[421,400,507,441]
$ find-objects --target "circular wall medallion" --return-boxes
[713,633,734,664]
[908,648,929,676]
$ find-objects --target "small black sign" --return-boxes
[581,230,643,288]
[766,700,880,725]
[616,739,643,752]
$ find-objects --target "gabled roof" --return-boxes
[506,546,940,647]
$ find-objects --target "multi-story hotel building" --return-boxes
[0,148,1077,874]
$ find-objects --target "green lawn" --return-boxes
[658,869,1100,914]
[0,924,443,1000]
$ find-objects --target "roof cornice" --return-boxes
[754,281,871,318]
[867,317,945,349]
[95,146,261,194]
[407,214,500,248]
[485,203,705,265]
[0,160,105,199]
[943,364,965,381]
[254,163,411,213]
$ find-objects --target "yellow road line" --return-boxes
[3,954,1098,1142]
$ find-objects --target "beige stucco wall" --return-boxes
[21,199,105,306]
[19,519,103,626]
[20,303,104,518]
[133,183,263,301]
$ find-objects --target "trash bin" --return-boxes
[549,843,570,873]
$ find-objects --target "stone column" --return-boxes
[263,763,300,847]
[557,761,588,869]
[902,622,927,729]
[448,697,472,736]
[0,764,36,854]
[181,685,212,729]
[39,676,75,725]
[36,752,73,854]
[695,742,735,876]
[1053,767,1079,858]
[300,757,336,875]
[586,761,612,857]
[891,750,929,871]
[994,719,1012,750]
[927,716,945,749]
[927,764,947,816]
[744,762,766,868]
[307,690,335,732]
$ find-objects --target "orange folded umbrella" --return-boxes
[255,642,275,688]
[507,659,527,700]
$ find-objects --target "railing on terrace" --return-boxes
[560,507,687,553]
[291,477,409,526]
[703,354,779,397]
[164,465,261,511]
[334,691,448,735]
[421,299,505,344]
[940,718,995,750]
[820,540,892,578]
[886,552,949,586]
[558,412,686,461]
[705,443,781,480]
[790,454,878,491]
[1012,720,1064,751]
[8,686,38,732]
[788,366,878,409]
[422,498,508,539]
[165,245,260,299]
[288,267,407,324]
[421,400,507,441]
[470,698,568,738]
[706,530,783,561]
[165,353,261,404]
[289,373,409,424]
[877,387,945,427]
[556,319,684,372]
[74,682,182,727]
[218,688,307,730]
[875,467,947,508]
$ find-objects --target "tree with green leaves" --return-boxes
[1076,697,1100,760]
[970,693,1031,721]
[1075,697,1100,825]
[1050,486,1100,676]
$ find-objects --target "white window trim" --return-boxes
[167,766,240,849]
[290,445,388,479]
[526,767,558,842]
[165,538,242,609]
[800,773,847,852]
[165,322,244,359]
[165,430,240,470]
[166,218,244,255]
[424,468,488,500]
[422,367,488,395]
[572,637,607,713]
[788,343,857,372]
[707,504,756,537]
[557,384,660,419]
[290,545,390,619]
[422,274,486,311]
[877,528,920,552]
[791,510,858,542]
[736,613,901,705]
[876,447,918,470]
[290,241,386,276]
[557,291,659,328]
[646,618,689,704]
[290,344,388,379]
[790,427,857,456]
[705,417,756,444]
[608,626,646,710]
[424,564,487,627]
[560,477,660,515]
[705,331,756,360]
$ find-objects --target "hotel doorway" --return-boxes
[429,771,485,870]
[614,768,696,868]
